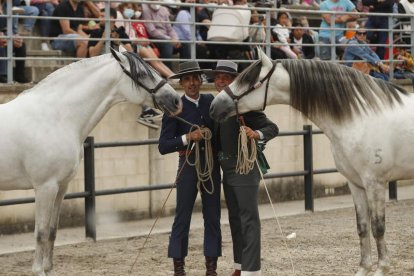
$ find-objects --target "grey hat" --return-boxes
[205,60,239,79]
[169,61,206,79]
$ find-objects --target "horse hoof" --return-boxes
[355,267,370,276]
[45,270,57,276]
[373,266,390,276]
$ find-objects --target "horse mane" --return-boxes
[281,59,409,122]
[122,51,157,86]
[236,59,409,122]
[22,52,156,94]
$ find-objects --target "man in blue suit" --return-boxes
[158,61,221,276]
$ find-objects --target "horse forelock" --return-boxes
[123,52,157,85]
[235,60,263,92]
[280,59,409,122]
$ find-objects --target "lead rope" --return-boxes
[128,144,194,275]
[236,116,296,274]
[256,158,296,275]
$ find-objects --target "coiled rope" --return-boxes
[184,124,215,194]
[236,125,257,175]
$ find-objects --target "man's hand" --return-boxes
[186,128,204,142]
[379,63,390,73]
[242,126,260,140]
[13,35,23,48]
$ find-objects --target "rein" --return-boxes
[224,61,277,118]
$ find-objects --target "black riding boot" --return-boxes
[173,258,185,276]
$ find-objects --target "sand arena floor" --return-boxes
[0,199,413,276]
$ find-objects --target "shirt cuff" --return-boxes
[256,130,264,140]
[181,134,188,146]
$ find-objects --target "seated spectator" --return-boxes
[30,0,59,51]
[393,42,414,84]
[115,2,174,78]
[0,3,30,83]
[13,0,39,35]
[207,0,252,70]
[289,20,315,59]
[116,2,170,129]
[343,28,390,80]
[108,4,166,129]
[141,1,181,70]
[271,11,297,59]
[0,31,30,83]
[49,0,100,58]
[172,0,193,60]
[88,8,133,57]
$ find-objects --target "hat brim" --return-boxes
[204,69,239,79]
[168,69,207,79]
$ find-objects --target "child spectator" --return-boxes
[272,11,297,59]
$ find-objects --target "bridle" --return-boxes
[112,49,167,110]
[224,61,277,119]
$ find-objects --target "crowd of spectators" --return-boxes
[0,0,413,84]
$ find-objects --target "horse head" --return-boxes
[110,48,182,116]
[209,47,287,122]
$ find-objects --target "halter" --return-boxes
[224,61,277,119]
[112,50,167,110]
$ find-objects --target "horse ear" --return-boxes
[256,46,263,59]
[118,45,128,53]
[259,47,272,67]
[110,47,122,62]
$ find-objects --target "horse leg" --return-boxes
[365,183,389,276]
[32,181,59,276]
[348,182,373,276]
[43,182,69,276]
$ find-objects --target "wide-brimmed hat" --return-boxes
[205,60,239,80]
[169,61,206,79]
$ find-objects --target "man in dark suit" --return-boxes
[158,61,221,276]
[209,60,279,276]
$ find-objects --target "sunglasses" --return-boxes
[356,32,367,35]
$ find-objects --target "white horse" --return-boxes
[209,48,414,276]
[0,49,182,276]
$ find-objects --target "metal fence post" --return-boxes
[389,181,397,200]
[84,136,96,241]
[303,125,314,211]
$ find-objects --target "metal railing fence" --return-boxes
[0,125,398,240]
[0,0,412,82]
